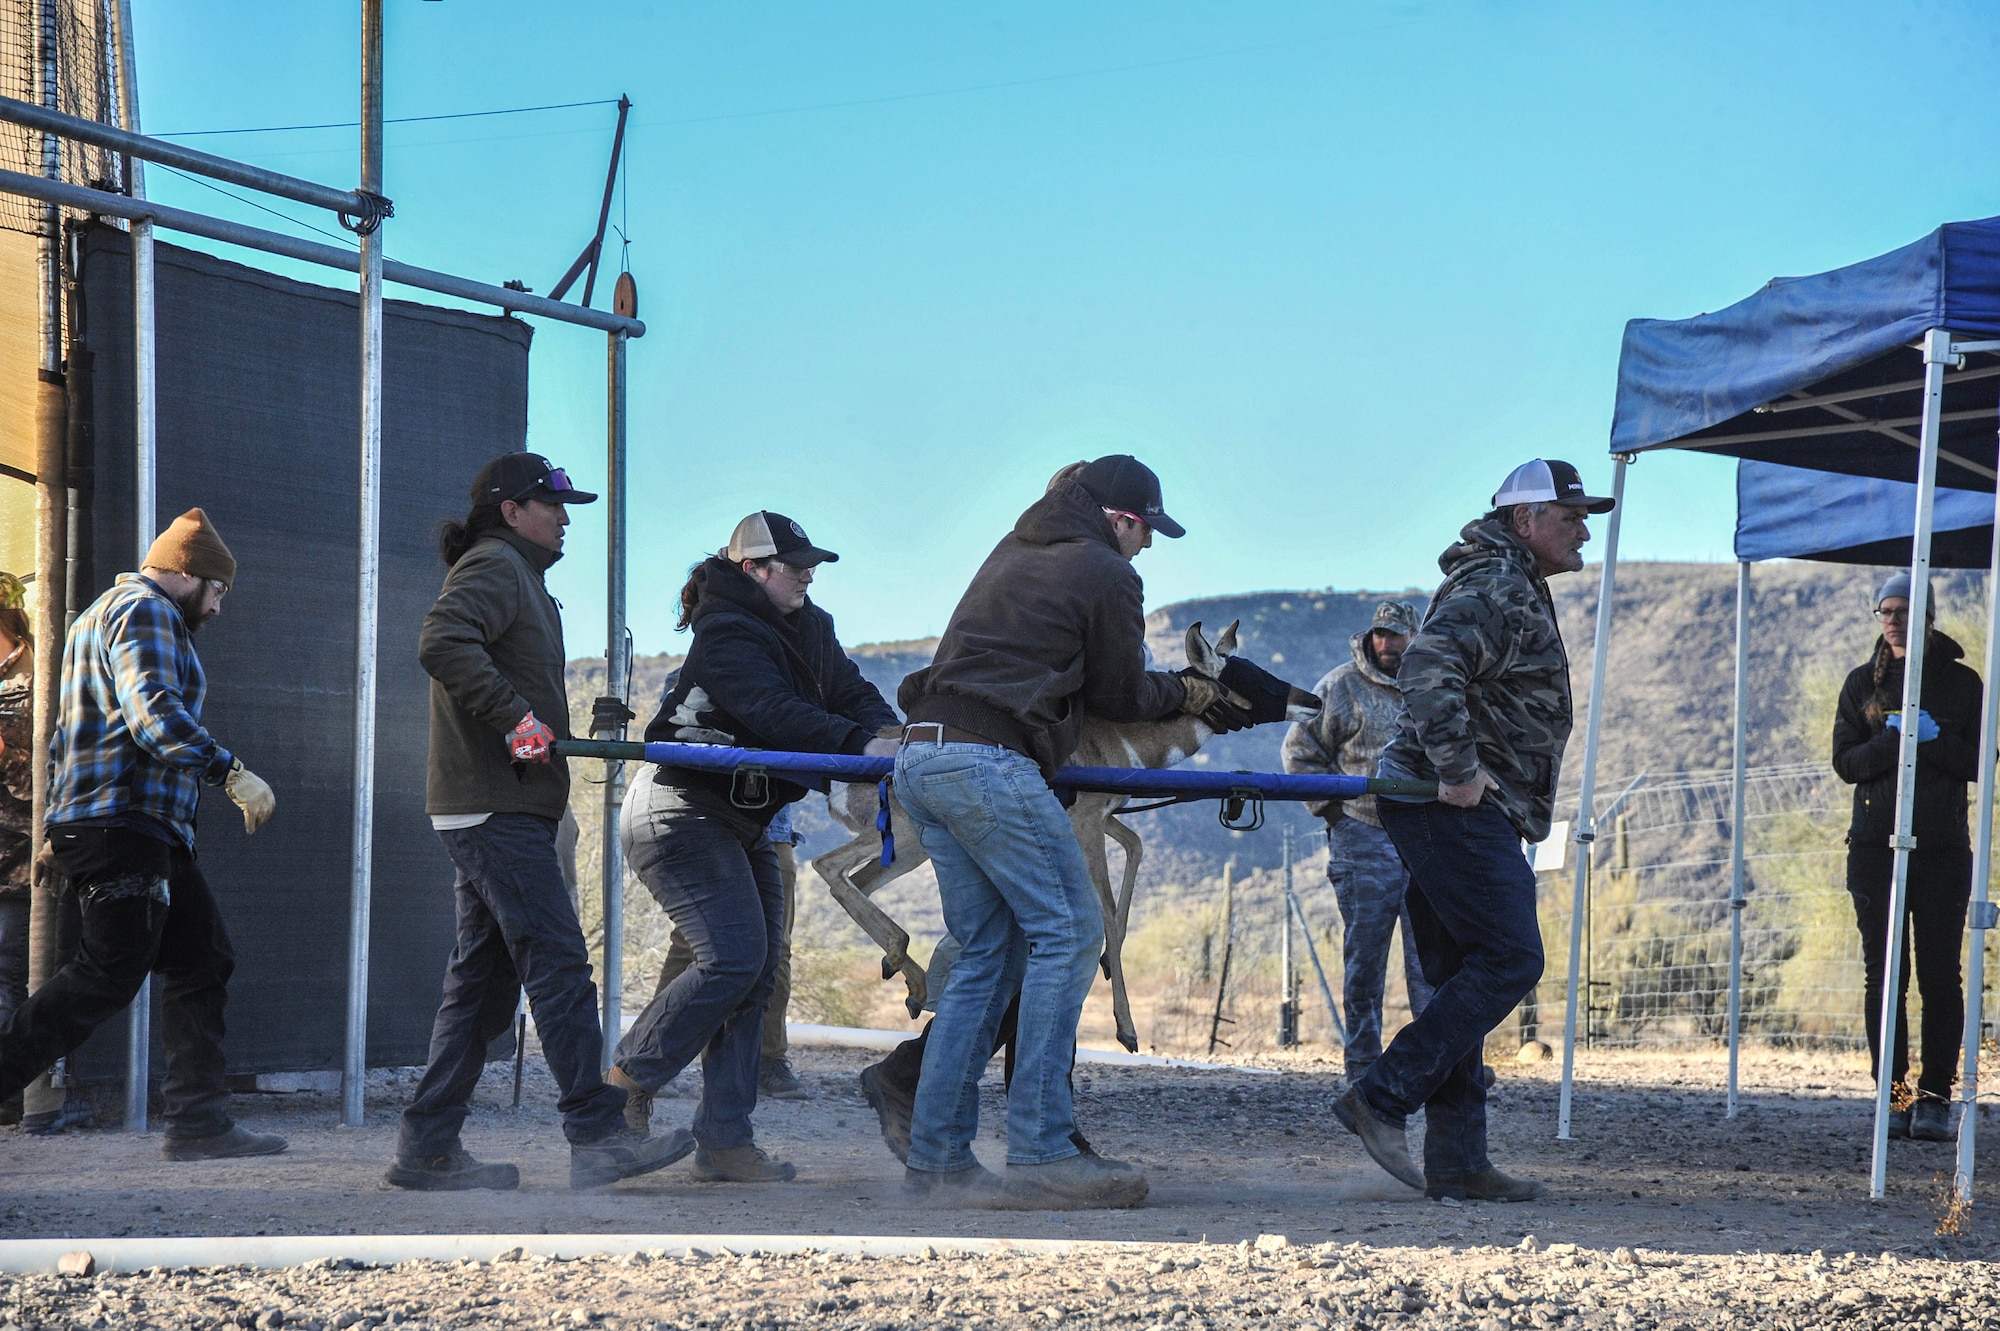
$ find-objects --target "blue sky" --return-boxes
[137,2,2000,653]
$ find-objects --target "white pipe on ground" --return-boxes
[780,1022,1281,1073]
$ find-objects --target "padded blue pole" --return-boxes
[554,739,1437,801]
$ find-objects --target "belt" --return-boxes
[903,722,1004,748]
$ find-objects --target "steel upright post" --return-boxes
[1957,450,2000,1204]
[342,0,385,1128]
[1869,329,1949,1199]
[1557,454,1630,1140]
[1726,561,1750,1120]
[111,0,154,1134]
[1279,825,1295,1047]
[599,328,630,1066]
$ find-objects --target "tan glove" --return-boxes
[1177,672,1256,732]
[225,758,276,835]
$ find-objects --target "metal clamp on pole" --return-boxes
[1974,901,2000,932]
[1218,788,1264,832]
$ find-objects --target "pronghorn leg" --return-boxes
[810,832,930,1017]
[1102,812,1144,1052]
[1071,796,1137,1052]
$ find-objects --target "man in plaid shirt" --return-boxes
[0,509,285,1158]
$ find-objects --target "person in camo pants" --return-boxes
[1282,599,1434,1081]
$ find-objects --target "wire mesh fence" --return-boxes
[0,0,124,238]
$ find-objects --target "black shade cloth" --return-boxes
[64,223,532,1078]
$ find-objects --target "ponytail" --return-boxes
[438,503,506,566]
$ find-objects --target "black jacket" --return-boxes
[646,557,898,813]
[1831,632,1983,851]
[897,478,1186,775]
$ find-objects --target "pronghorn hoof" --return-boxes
[880,955,897,981]
[1118,1030,1138,1054]
[904,993,923,1019]
[1099,953,1112,980]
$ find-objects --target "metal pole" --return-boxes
[1287,886,1347,1045]
[1726,560,1750,1121]
[1557,453,1630,1140]
[1278,825,1295,1046]
[1956,461,2000,1205]
[0,167,644,336]
[0,92,375,217]
[111,0,153,1135]
[1869,328,1949,1199]
[342,0,384,1129]
[1207,859,1236,1055]
[598,329,629,1067]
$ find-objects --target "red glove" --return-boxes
[509,710,556,763]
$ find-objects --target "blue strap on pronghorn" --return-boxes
[877,777,896,867]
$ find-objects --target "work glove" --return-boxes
[1885,710,1943,743]
[668,724,736,746]
[509,710,556,763]
[224,758,276,835]
[1177,669,1257,734]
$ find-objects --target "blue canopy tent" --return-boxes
[1575,217,2000,1204]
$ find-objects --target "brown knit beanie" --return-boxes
[144,508,237,587]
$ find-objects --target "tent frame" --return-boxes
[1565,328,2000,1202]
[0,5,644,1125]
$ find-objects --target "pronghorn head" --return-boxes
[1182,619,1321,725]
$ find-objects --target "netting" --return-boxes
[0,0,122,238]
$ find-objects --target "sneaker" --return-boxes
[904,1162,1002,1204]
[161,1125,288,1161]
[759,1057,809,1101]
[384,1149,520,1192]
[570,1124,695,1189]
[1426,1166,1547,1202]
[1910,1095,1953,1142]
[859,1061,915,1164]
[999,1151,1149,1210]
[690,1143,797,1183]
[607,1065,653,1135]
[1332,1086,1424,1190]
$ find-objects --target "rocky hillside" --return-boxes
[567,560,1983,889]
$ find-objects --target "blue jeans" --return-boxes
[1368,800,1544,1180]
[895,742,1101,1170]
[615,777,784,1151]
[1326,817,1434,1075]
[399,814,626,1155]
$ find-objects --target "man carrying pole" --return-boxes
[0,509,284,1158]
[388,453,686,1192]
[1343,459,1612,1202]
[1282,598,1434,1080]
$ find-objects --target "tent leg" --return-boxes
[1955,460,2000,1204]
[1726,561,1749,1120]
[599,329,629,1070]
[1557,453,1631,1141]
[1869,328,1950,1199]
[341,0,385,1129]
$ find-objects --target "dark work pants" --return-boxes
[1847,842,1972,1100]
[1369,800,1545,1181]
[399,814,626,1156]
[0,894,29,1024]
[615,781,784,1151]
[0,825,235,1139]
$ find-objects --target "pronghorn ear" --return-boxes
[1184,620,1219,676]
[1216,619,1241,658]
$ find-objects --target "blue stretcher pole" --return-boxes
[552,739,1437,802]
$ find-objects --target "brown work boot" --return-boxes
[1332,1086,1423,1190]
[607,1064,653,1135]
[1425,1166,1547,1202]
[690,1143,797,1183]
[161,1124,288,1161]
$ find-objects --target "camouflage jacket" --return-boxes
[1282,629,1402,827]
[1379,518,1573,841]
[0,656,30,897]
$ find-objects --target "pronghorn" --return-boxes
[812,618,1320,1052]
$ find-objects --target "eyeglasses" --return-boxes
[767,558,814,580]
[1876,608,1910,623]
[508,466,577,505]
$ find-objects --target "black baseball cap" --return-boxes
[471,452,599,506]
[1076,454,1185,539]
[1491,458,1614,514]
[726,511,840,567]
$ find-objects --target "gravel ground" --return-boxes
[0,1042,1993,1327]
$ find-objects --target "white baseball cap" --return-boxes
[1491,459,1615,514]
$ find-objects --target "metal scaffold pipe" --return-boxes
[0,92,375,218]
[343,0,385,1130]
[599,323,631,1066]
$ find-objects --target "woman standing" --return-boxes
[612,512,899,1181]
[1832,572,1981,1142]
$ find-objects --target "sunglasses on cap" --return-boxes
[1102,507,1151,532]
[508,466,579,505]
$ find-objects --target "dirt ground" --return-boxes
[0,1043,1993,1328]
